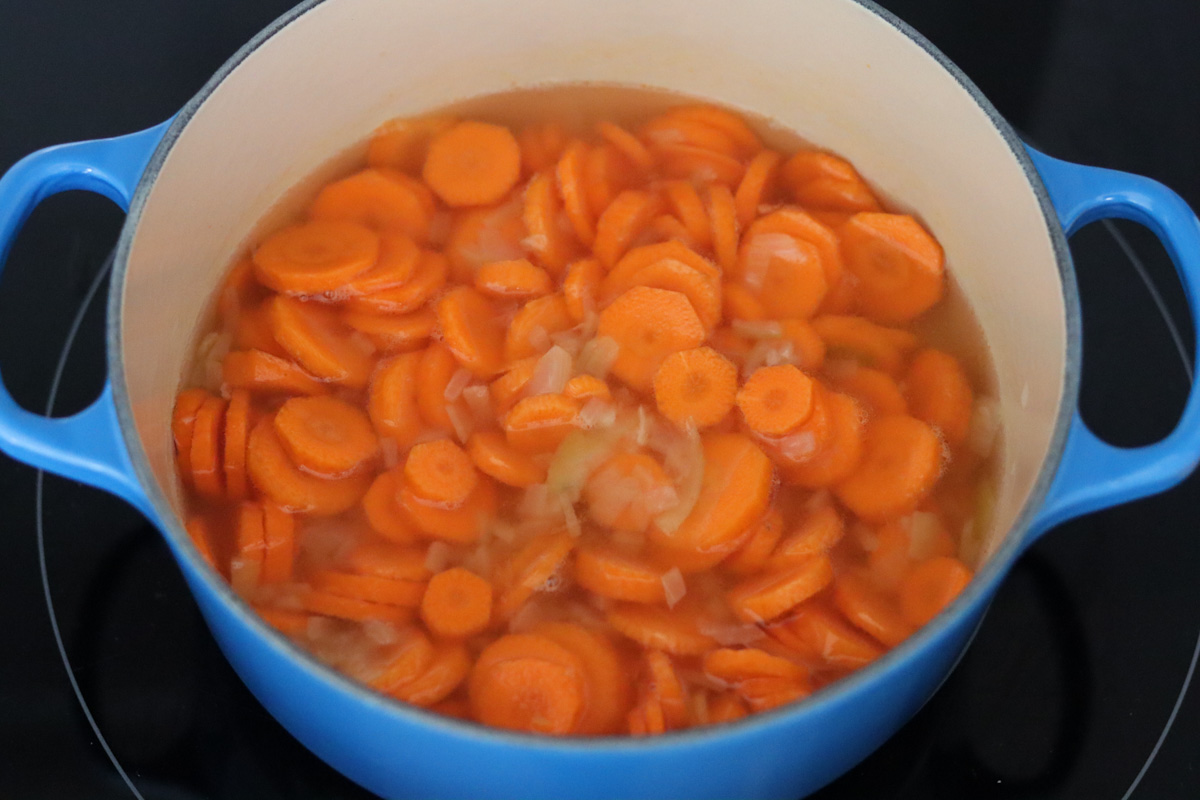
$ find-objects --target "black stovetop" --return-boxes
[2,1,1199,798]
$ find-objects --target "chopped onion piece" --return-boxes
[644,483,681,515]
[546,415,636,501]
[697,618,766,646]
[967,396,1001,458]
[443,368,473,402]
[521,233,549,253]
[446,403,473,444]
[462,542,493,576]
[379,437,400,469]
[560,494,582,538]
[520,484,561,519]
[743,338,796,377]
[577,398,617,430]
[907,512,943,560]
[775,431,817,463]
[462,385,493,424]
[425,541,452,573]
[363,619,400,645]
[576,336,620,378]
[740,232,803,290]
[526,345,573,396]
[653,422,704,534]
[731,319,784,339]
[491,520,517,543]
[635,405,650,446]
[661,567,687,609]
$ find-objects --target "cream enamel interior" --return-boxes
[119,0,1066,563]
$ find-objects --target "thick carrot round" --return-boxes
[347,232,419,295]
[253,220,379,295]
[404,439,479,508]
[436,286,506,377]
[723,507,785,576]
[811,314,917,376]
[662,181,713,249]
[707,184,740,273]
[606,603,717,656]
[423,120,521,207]
[444,198,526,281]
[904,348,974,446]
[648,213,699,250]
[841,212,944,324]
[834,414,943,522]
[344,249,448,315]
[606,241,721,290]
[474,258,552,300]
[173,388,210,487]
[643,649,688,729]
[469,634,586,734]
[534,621,632,735]
[623,258,722,332]
[489,356,539,415]
[222,390,251,502]
[593,190,663,268]
[274,395,379,477]
[734,149,783,227]
[597,287,706,392]
[300,589,413,625]
[310,168,431,243]
[563,374,611,403]
[727,555,834,622]
[368,352,423,449]
[260,505,296,584]
[342,539,431,583]
[421,567,494,638]
[368,626,437,693]
[524,170,577,275]
[505,294,575,362]
[494,531,575,621]
[656,143,746,187]
[311,569,426,608]
[416,343,470,436]
[362,471,419,544]
[268,295,374,389]
[584,451,676,533]
[898,556,973,626]
[781,150,881,213]
[467,430,547,488]
[190,395,227,500]
[518,121,570,174]
[833,573,914,647]
[391,641,472,706]
[779,390,865,488]
[830,363,907,416]
[583,144,637,220]
[222,349,326,397]
[233,302,287,357]
[246,418,372,515]
[779,319,828,372]
[770,504,845,566]
[703,647,809,685]
[748,208,844,297]
[502,393,581,454]
[653,347,737,428]
[769,604,883,669]
[573,544,667,604]
[557,140,595,246]
[663,105,762,158]
[737,365,815,437]
[367,114,457,173]
[563,258,603,323]
[737,230,827,319]
[399,473,497,544]
[342,307,436,354]
[597,121,654,171]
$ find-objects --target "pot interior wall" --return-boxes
[119,0,1066,562]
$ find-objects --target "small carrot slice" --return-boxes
[185,515,219,572]
[253,220,379,295]
[626,258,722,332]
[489,356,539,415]
[469,634,586,734]
[646,214,699,250]
[222,349,326,396]
[260,505,296,584]
[444,197,526,281]
[781,150,881,213]
[416,343,470,435]
[833,573,914,647]
[811,315,917,375]
[737,676,811,712]
[664,105,762,158]
[829,363,907,416]
[493,531,575,622]
[899,556,973,627]
[300,589,412,625]
[835,414,942,522]
[597,286,706,392]
[421,566,493,638]
[643,649,688,729]
[346,232,420,295]
[734,149,783,227]
[628,696,667,736]
[563,374,611,403]
[268,295,374,389]
[662,180,713,249]
[722,283,767,322]
[656,143,746,187]
[779,390,865,488]
[422,121,521,207]
[866,521,915,592]
[467,430,547,488]
[707,184,739,273]
[518,121,570,174]
[723,507,785,576]
[190,395,227,499]
[653,346,737,428]
[606,241,722,290]
[736,231,827,320]
[505,294,575,362]
[593,190,663,268]
[583,143,638,220]
[502,393,581,454]
[524,170,577,276]
[404,438,478,508]
[904,349,973,446]
[311,569,425,608]
[771,504,845,567]
[778,319,827,372]
[606,603,717,656]
[597,121,654,171]
[342,307,436,353]
[584,451,676,534]
[769,604,883,669]
[173,388,210,487]
[368,626,437,692]
[343,249,448,315]
[256,606,310,636]
[474,258,552,300]
[703,647,809,685]
[246,419,372,515]
[556,140,595,246]
[841,213,944,324]
[563,258,603,323]
[436,286,506,377]
[232,301,286,357]
[367,114,457,174]
[392,642,472,706]
[274,395,378,477]
[534,621,633,735]
[748,208,844,298]
[574,545,666,604]
[342,539,430,582]
[231,502,265,596]
[641,110,742,156]
[737,364,815,437]
[708,692,749,724]
[398,474,497,544]
[309,168,432,243]
[727,555,835,622]
[368,352,423,449]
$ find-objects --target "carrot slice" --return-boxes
[643,649,688,729]
[628,695,667,736]
[518,121,570,174]
[368,626,437,692]
[778,319,827,372]
[342,538,430,582]
[505,294,575,362]
[311,569,425,608]
[829,363,907,416]
[173,388,210,487]
[573,544,666,604]
[398,473,497,544]
[436,286,506,377]
[904,349,973,446]
[253,220,379,295]
[899,556,973,627]
[653,346,737,428]
[779,390,865,488]
[841,213,945,324]
[722,283,767,322]
[300,589,412,625]
[534,621,633,735]
[444,197,526,282]
[646,214,698,250]
[494,530,575,621]
[467,430,547,488]
[833,573,914,647]
[597,121,654,171]
[404,438,479,508]
[220,388,251,499]
[663,105,762,158]
[781,150,881,213]
[583,144,638,220]
[727,555,834,622]
[656,143,746,187]
[606,241,722,291]
[474,258,552,300]
[563,375,611,403]
[584,452,676,534]
[769,604,883,669]
[185,515,219,572]
[232,301,287,357]
[748,208,844,298]
[368,352,423,449]
[246,418,372,515]
[606,603,717,656]
[736,676,811,712]
[866,520,915,592]
[422,121,521,207]
[641,110,742,156]
[309,168,432,243]
[597,286,706,392]
[625,258,722,332]
[737,365,815,437]
[811,315,917,375]
[661,181,713,249]
[736,230,827,320]
[367,114,457,174]
[391,641,472,706]
[190,395,227,500]
[260,505,296,584]
[708,692,750,724]
[524,171,577,275]
[556,140,595,246]
[723,507,785,576]
[834,414,942,522]
[502,393,580,454]
[703,647,809,685]
[593,190,663,268]
[734,149,783,227]
[563,258,603,323]
[416,343,470,435]
[346,232,420,295]
[256,606,311,636]
[343,249,448,315]
[231,502,265,596]
[771,504,845,567]
[421,567,494,638]
[217,257,258,322]
[706,184,739,273]
[489,356,539,415]
[469,633,586,734]
[222,349,326,397]
[274,395,379,476]
[342,307,436,354]
[268,295,374,388]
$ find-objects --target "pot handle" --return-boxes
[1025,147,1200,539]
[0,122,170,516]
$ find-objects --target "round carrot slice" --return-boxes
[834,414,942,522]
[653,347,737,428]
[597,287,706,393]
[268,295,374,389]
[534,621,633,735]
[898,556,973,627]
[626,258,722,332]
[606,603,717,656]
[246,418,372,515]
[231,502,265,596]
[518,121,570,174]
[662,181,713,249]
[260,505,296,584]
[726,555,835,622]
[502,393,581,454]
[467,431,547,488]
[811,315,917,375]
[368,626,436,693]
[173,388,210,487]
[494,531,575,621]
[342,307,436,354]
[346,232,419,295]
[190,395,227,500]
[253,219,379,295]
[474,258,553,300]
[706,184,739,273]
[505,294,576,363]
[524,170,579,276]
[737,231,827,320]
[830,363,907,416]
[737,365,816,437]
[344,250,448,315]
[469,633,586,734]
[222,349,326,397]
[421,567,494,638]
[233,301,287,357]
[769,604,883,669]
[367,114,457,173]
[723,507,785,576]
[444,198,527,281]
[557,140,595,246]
[840,213,945,324]
[416,343,471,436]
[368,352,422,449]
[904,348,973,446]
[573,545,667,604]
[404,438,479,508]
[300,589,412,625]
[274,395,379,477]
[563,374,611,403]
[734,149,783,227]
[310,169,432,243]
[780,390,865,488]
[583,143,638,221]
[641,649,688,729]
[781,150,881,213]
[398,473,497,544]
[593,190,663,268]
[596,121,654,171]
[833,573,914,647]
[436,286,506,377]
[423,121,521,207]
[341,538,431,583]
[563,257,603,323]
[489,356,539,415]
[310,569,426,608]
[584,452,676,534]
[770,504,845,567]
[703,647,809,685]
[391,642,472,706]
[748,208,844,295]
[663,105,763,158]
[223,389,251,501]
[656,143,746,187]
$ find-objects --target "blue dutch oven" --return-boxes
[2,0,1199,797]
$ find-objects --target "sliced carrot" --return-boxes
[494,530,575,621]
[217,257,258,322]
[899,556,973,627]
[253,220,379,295]
[834,414,942,522]
[274,395,378,477]
[597,286,706,392]
[346,232,419,295]
[662,105,762,158]
[524,170,577,275]
[436,286,506,377]
[779,390,865,488]
[770,504,845,567]
[391,641,472,706]
[647,214,699,250]
[563,374,611,403]
[833,573,914,647]
[467,430,547,488]
[707,692,749,724]
[727,555,834,622]
[311,569,425,607]
[597,121,654,171]
[563,258,603,323]
[230,503,265,596]
[368,626,437,692]
[722,283,767,322]
[342,307,436,354]
[534,621,633,735]
[469,633,586,734]
[583,144,638,223]
[173,388,210,487]
[422,121,521,207]
[416,343,470,435]
[779,319,827,372]
[604,241,721,295]
[781,150,881,213]
[405,438,479,508]
[190,395,226,499]
[810,315,917,375]
[343,249,448,315]
[829,363,907,416]
[502,393,581,454]
[185,515,219,572]
[808,209,854,229]
[736,676,810,712]
[444,197,527,281]
[430,698,472,720]
[707,326,754,367]
[518,121,570,174]
[232,301,286,357]
[505,294,575,362]
[399,473,497,544]
[755,383,834,473]
[342,538,430,582]
[606,603,717,656]
[628,695,667,736]
[653,346,737,427]
[737,365,815,437]
[769,604,883,669]
[368,351,423,449]
[662,180,713,249]
[736,231,827,320]
[643,649,688,729]
[656,143,745,187]
[421,567,494,638]
[260,505,296,584]
[367,114,457,174]
[301,588,412,625]
[624,258,721,332]
[748,208,844,298]
[256,606,311,636]
[222,349,326,396]
[840,213,944,323]
[573,544,666,604]
[309,168,432,243]
[246,418,372,515]
[723,507,785,576]
[584,452,676,533]
[593,190,663,268]
[704,647,809,685]
[489,356,539,415]
[904,348,973,446]
[474,258,552,300]
[707,184,739,273]
[556,140,595,246]
[268,295,374,389]
[734,150,783,227]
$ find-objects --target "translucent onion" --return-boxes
[731,319,784,339]
[661,567,687,609]
[739,232,804,290]
[653,422,704,534]
[425,541,452,573]
[576,336,620,378]
[526,345,573,397]
[443,368,473,402]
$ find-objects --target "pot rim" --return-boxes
[106,0,1081,752]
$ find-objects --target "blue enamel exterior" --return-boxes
[1,107,1199,800]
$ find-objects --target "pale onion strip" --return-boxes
[443,368,473,402]
[446,403,474,444]
[462,385,493,425]
[363,619,400,645]
[653,422,704,534]
[907,511,942,561]
[526,345,573,396]
[576,336,620,379]
[696,618,766,646]
[560,494,583,538]
[425,541,452,573]
[491,520,517,543]
[743,338,796,378]
[577,398,617,430]
[774,430,817,463]
[661,567,687,609]
[967,396,1001,458]
[740,232,803,290]
[635,405,650,446]
[731,319,784,339]
[379,437,400,469]
[545,414,636,502]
